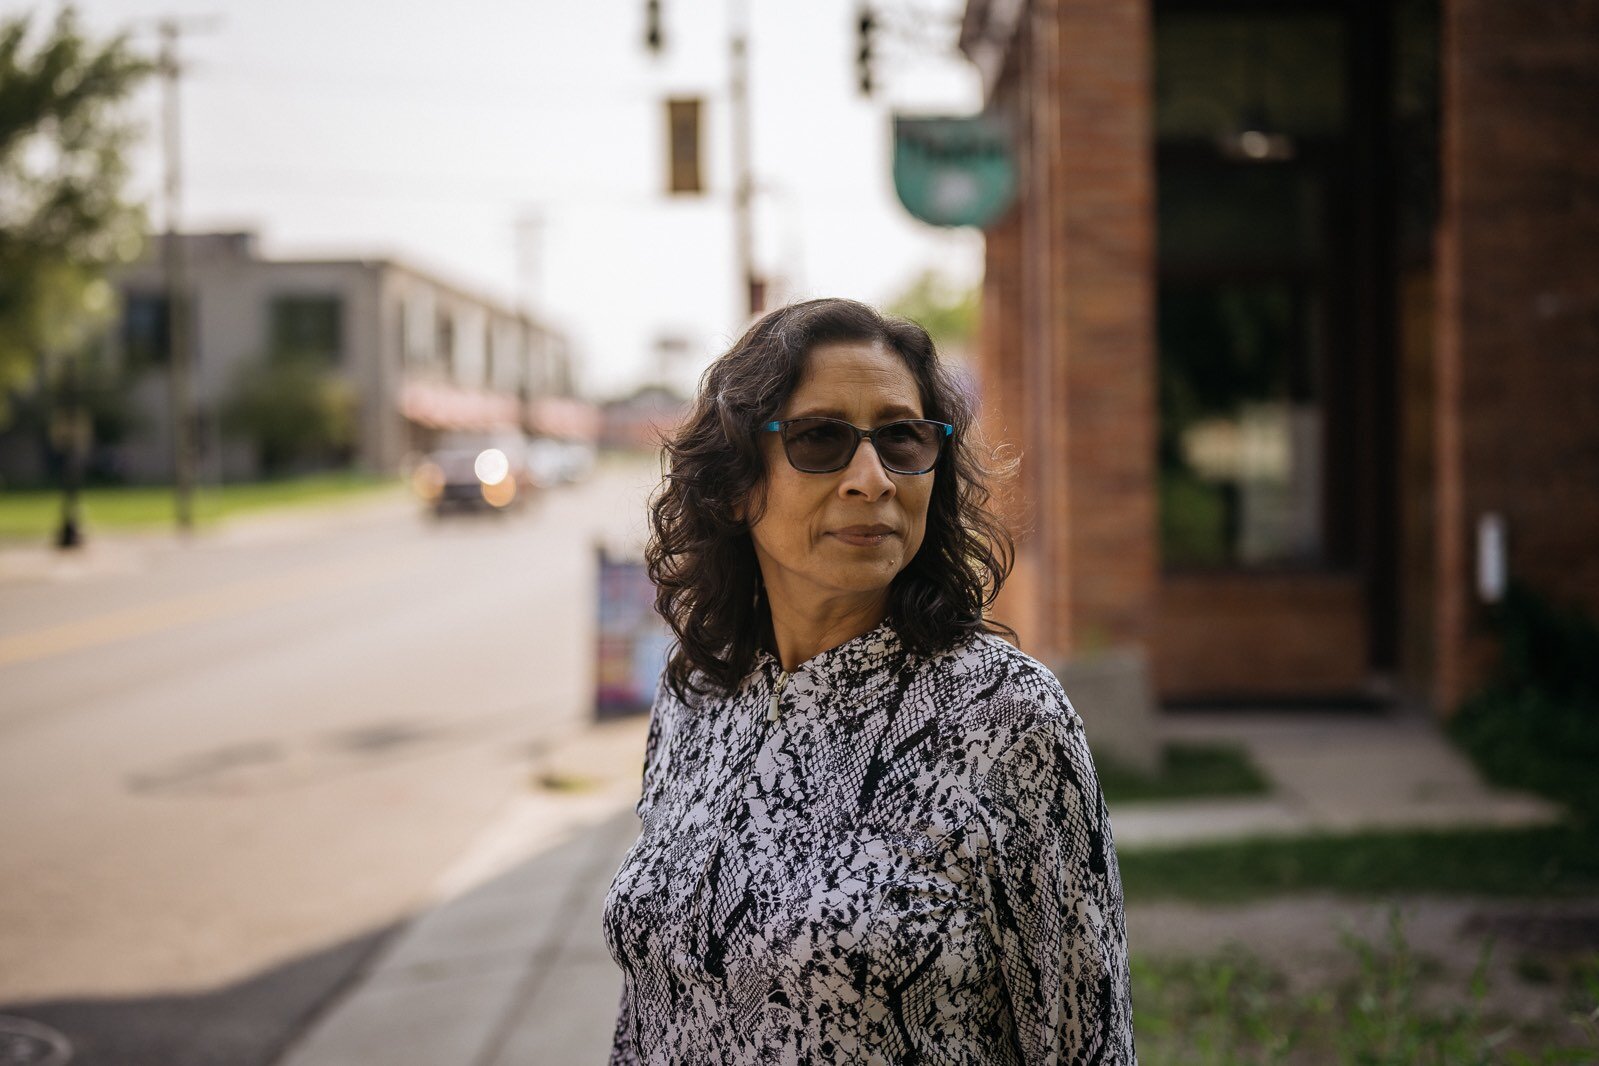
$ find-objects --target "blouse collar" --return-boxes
[751,615,904,688]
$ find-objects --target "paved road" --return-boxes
[0,457,659,1066]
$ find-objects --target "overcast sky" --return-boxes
[23,0,986,398]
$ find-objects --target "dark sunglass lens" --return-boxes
[876,422,939,472]
[784,419,854,471]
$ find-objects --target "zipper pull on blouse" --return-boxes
[767,670,791,723]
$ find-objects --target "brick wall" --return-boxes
[1156,573,1371,700]
[1433,0,1599,711]
[976,198,1039,647]
[976,0,1161,668]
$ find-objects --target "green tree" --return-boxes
[0,7,152,426]
[885,269,980,351]
[222,353,359,476]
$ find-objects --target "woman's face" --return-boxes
[745,338,934,617]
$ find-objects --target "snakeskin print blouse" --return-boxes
[603,618,1136,1064]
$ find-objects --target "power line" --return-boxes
[191,60,666,108]
[181,167,713,207]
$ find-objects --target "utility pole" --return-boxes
[729,0,760,318]
[514,209,546,316]
[513,209,545,417]
[644,0,664,52]
[153,17,219,532]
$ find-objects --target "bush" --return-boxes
[222,353,358,476]
[1448,581,1599,823]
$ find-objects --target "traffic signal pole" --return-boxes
[856,5,876,95]
[646,0,761,320]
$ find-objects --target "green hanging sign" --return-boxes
[892,114,1017,229]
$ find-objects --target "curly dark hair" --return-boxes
[646,297,1015,704]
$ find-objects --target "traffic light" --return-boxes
[645,0,663,53]
[666,97,703,194]
[856,6,875,96]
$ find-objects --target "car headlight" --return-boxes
[474,448,510,485]
[411,461,445,500]
[481,477,517,508]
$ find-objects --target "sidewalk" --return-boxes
[275,719,652,1066]
[272,709,1566,1066]
[1114,710,1562,846]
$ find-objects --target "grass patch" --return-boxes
[0,472,400,540]
[1131,909,1599,1064]
[1134,944,1301,1065]
[1098,741,1271,804]
[1120,822,1599,903]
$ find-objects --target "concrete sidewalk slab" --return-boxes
[1107,711,1564,849]
[478,815,637,1066]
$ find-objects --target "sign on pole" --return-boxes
[892,114,1018,229]
[595,546,673,717]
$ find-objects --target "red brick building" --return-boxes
[958,0,1599,715]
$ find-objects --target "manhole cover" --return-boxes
[0,1016,72,1066]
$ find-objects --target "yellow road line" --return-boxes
[0,547,425,669]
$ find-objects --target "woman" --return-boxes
[604,298,1136,1064]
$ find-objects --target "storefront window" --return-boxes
[1155,6,1349,569]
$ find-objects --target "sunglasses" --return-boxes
[760,417,954,475]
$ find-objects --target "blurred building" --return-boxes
[598,385,691,452]
[958,0,1597,716]
[2,231,584,483]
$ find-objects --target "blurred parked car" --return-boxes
[409,430,538,515]
[526,437,597,487]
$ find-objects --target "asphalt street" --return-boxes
[0,456,659,1066]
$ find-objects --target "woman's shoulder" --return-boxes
[650,666,733,726]
[918,630,1083,753]
[648,660,763,743]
